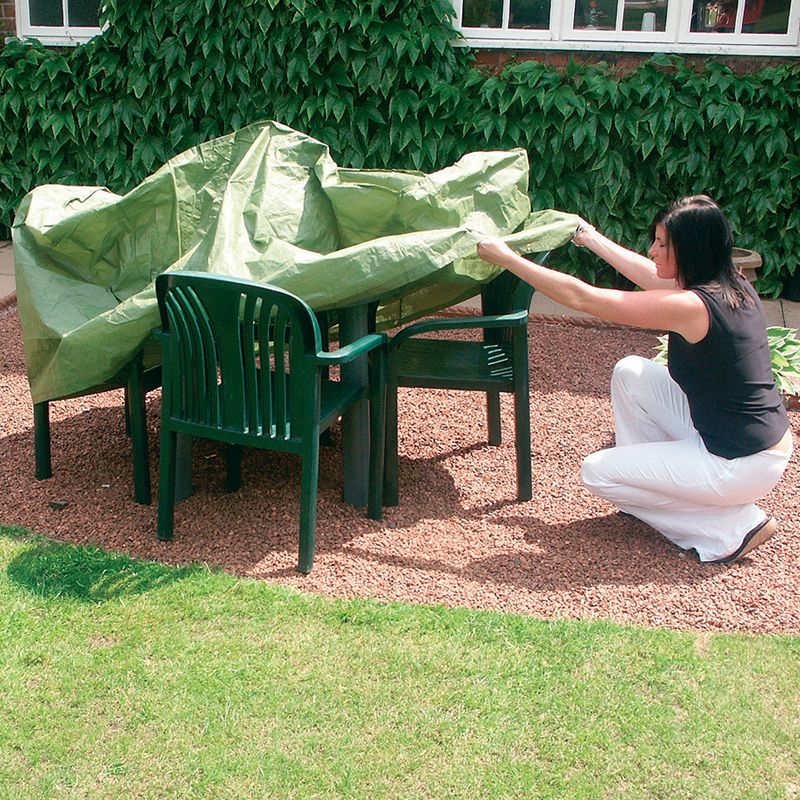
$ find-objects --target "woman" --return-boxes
[477,195,792,564]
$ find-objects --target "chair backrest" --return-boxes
[480,250,550,344]
[156,272,322,443]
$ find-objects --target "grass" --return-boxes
[1,526,799,799]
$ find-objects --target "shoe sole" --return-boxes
[715,517,777,565]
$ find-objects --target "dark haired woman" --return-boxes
[477,195,792,564]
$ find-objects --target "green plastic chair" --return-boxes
[384,254,549,506]
[155,272,387,573]
[33,353,161,505]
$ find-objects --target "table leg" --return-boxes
[338,305,370,507]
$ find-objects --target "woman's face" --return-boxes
[649,224,679,282]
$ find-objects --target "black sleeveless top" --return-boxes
[668,278,789,459]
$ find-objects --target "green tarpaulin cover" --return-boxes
[13,120,580,403]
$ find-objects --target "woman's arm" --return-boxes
[477,238,708,342]
[573,223,677,291]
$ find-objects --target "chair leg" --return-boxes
[383,366,400,507]
[297,437,320,574]
[514,388,532,501]
[34,401,52,480]
[225,444,242,492]
[367,347,386,521]
[513,330,532,501]
[487,391,502,446]
[127,353,152,505]
[157,428,178,541]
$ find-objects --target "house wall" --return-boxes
[473,48,797,75]
[1,1,16,37]
[0,3,790,68]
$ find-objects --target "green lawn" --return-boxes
[1,526,798,799]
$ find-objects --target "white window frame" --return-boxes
[453,0,800,55]
[457,0,561,42]
[562,0,678,45]
[16,0,103,46]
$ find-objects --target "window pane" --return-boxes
[622,0,668,31]
[67,0,100,27]
[742,0,790,33]
[29,0,64,26]
[573,0,619,30]
[510,0,552,28]
[691,0,739,31]
[462,0,504,27]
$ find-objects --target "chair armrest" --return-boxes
[150,327,166,344]
[390,311,530,349]
[314,333,387,366]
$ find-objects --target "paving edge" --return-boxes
[0,291,16,312]
[444,303,645,332]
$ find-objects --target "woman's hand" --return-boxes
[571,218,597,248]
[477,237,516,267]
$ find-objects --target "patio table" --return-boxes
[338,302,371,506]
[12,121,581,507]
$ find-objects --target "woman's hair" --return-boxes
[658,195,750,306]
[648,208,667,245]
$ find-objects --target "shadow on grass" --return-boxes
[5,535,204,603]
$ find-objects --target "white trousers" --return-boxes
[581,355,792,561]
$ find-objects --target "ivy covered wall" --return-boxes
[1,0,798,294]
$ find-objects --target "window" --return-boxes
[16,0,103,45]
[454,0,800,55]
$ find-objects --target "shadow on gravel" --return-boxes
[478,512,718,590]
[343,511,716,593]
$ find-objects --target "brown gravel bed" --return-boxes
[1,307,797,634]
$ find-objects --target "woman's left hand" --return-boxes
[571,219,597,248]
[477,237,516,267]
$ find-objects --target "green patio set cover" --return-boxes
[13,120,580,404]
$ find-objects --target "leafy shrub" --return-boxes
[653,326,800,398]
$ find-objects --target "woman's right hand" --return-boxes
[477,237,516,267]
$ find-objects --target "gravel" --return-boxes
[1,307,797,634]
